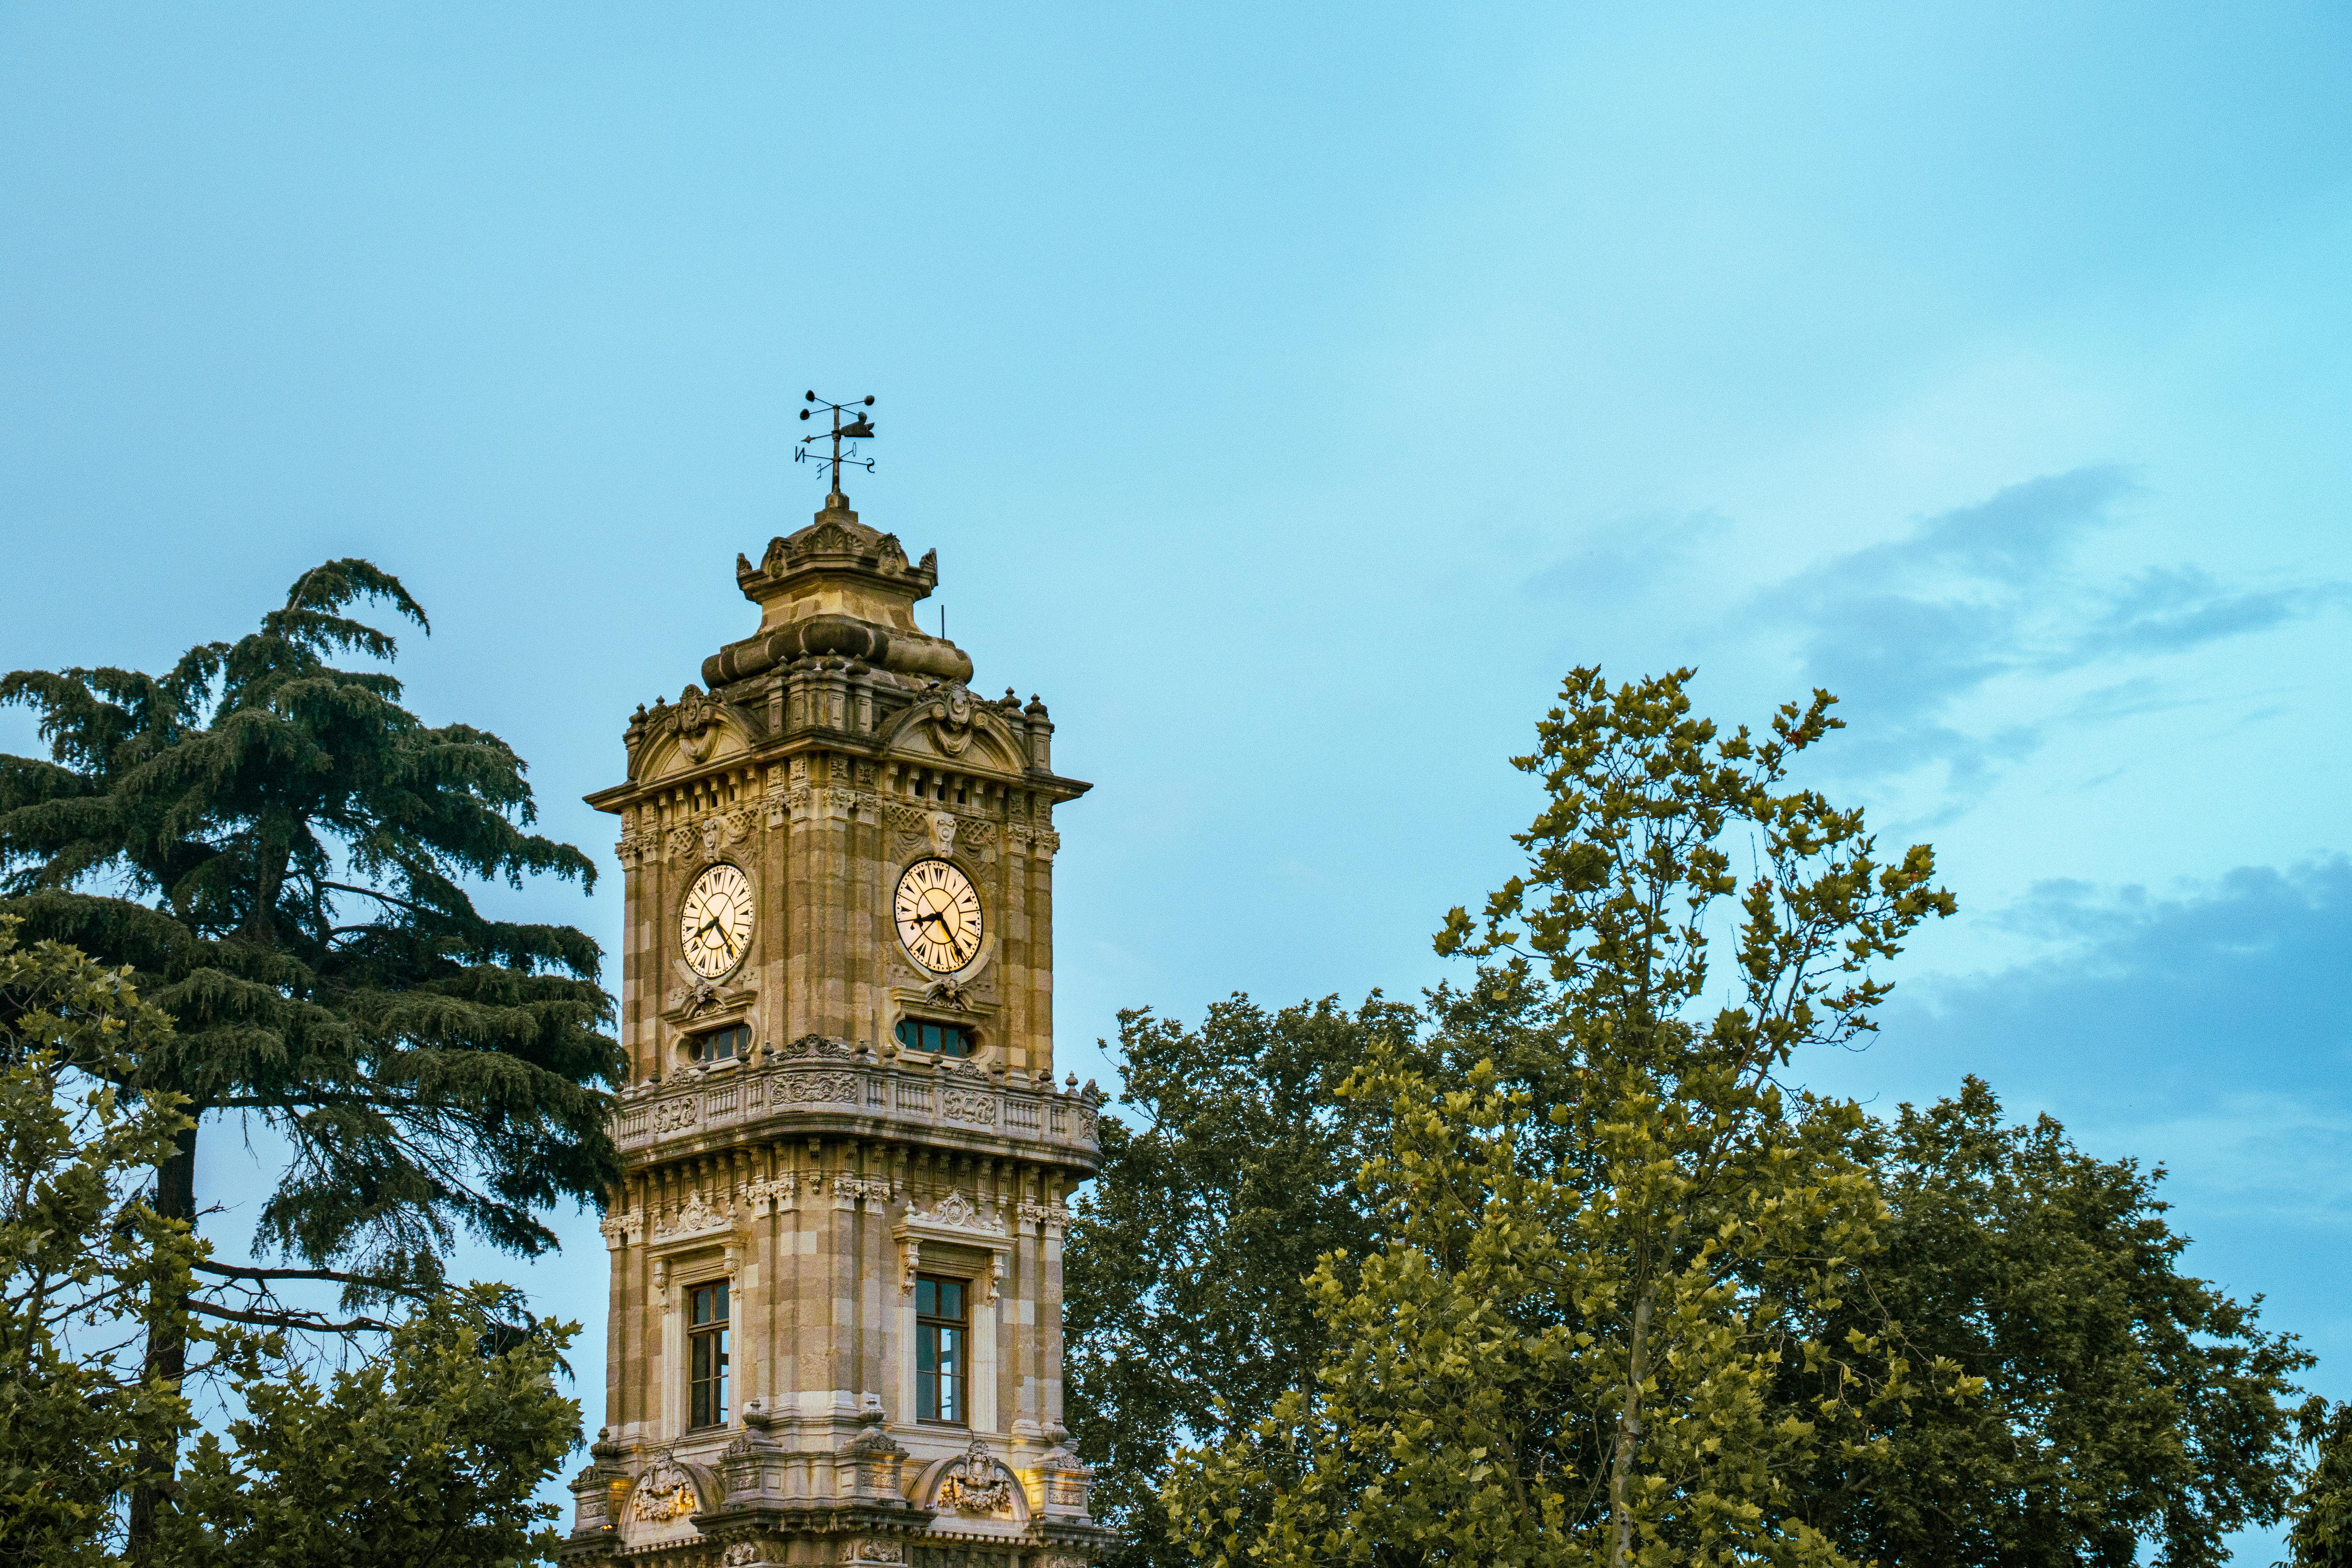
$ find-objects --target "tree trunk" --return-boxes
[126,1118,197,1560]
[1608,1284,1655,1568]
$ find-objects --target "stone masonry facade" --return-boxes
[561,493,1112,1568]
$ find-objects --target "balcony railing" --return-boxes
[610,1036,1103,1165]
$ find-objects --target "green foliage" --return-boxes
[0,559,618,1545]
[1066,995,1418,1567]
[0,559,619,1321]
[1789,1077,2311,1568]
[2285,1400,2352,1568]
[0,920,195,1567]
[1164,668,1959,1568]
[1075,666,2317,1568]
[155,1286,580,1568]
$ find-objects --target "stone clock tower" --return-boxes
[560,488,1111,1568]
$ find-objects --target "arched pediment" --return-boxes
[630,686,755,783]
[882,685,1026,776]
[910,1439,1031,1523]
[619,1451,718,1548]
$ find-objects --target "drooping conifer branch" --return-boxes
[0,559,621,1553]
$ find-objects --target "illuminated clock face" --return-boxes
[678,863,753,979]
[894,858,983,973]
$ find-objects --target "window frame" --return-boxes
[688,1022,750,1065]
[686,1277,731,1431]
[894,1016,976,1058]
[914,1273,971,1427]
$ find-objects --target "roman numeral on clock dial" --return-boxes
[894,857,983,973]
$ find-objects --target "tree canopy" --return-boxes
[0,559,620,1542]
[0,919,194,1567]
[1069,667,2317,1568]
[1787,1077,2310,1568]
[1066,995,1416,1565]
[156,1286,580,1568]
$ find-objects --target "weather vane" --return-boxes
[797,391,877,501]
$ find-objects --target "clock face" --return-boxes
[678,863,753,979]
[894,858,983,973]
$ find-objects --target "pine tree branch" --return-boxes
[191,1259,426,1292]
[185,1298,394,1335]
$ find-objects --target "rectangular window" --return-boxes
[691,1024,749,1063]
[688,1280,730,1430]
[915,1274,968,1425]
[895,1018,975,1058]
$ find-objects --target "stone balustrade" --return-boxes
[610,1034,1103,1169]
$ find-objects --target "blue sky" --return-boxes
[3,5,2347,1555]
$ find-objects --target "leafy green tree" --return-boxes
[1786,1077,2311,1568]
[0,919,195,1567]
[1165,667,1958,1568]
[2285,1399,2352,1568]
[0,561,620,1544]
[1066,994,1418,1567]
[156,1285,580,1568]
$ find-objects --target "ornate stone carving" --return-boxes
[652,1097,699,1134]
[852,1541,907,1564]
[699,807,754,857]
[599,1209,644,1249]
[720,1543,769,1566]
[1038,1443,1095,1510]
[897,1188,1011,1295]
[780,1072,859,1104]
[884,801,930,854]
[833,1175,893,1205]
[629,1452,701,1522]
[935,1439,1013,1515]
[740,1175,795,1214]
[675,687,722,763]
[920,684,985,759]
[654,1190,731,1240]
[941,1088,997,1126]
[1018,1198,1069,1234]
[925,1189,995,1231]
[664,976,735,1017]
[777,1033,858,1060]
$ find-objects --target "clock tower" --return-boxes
[562,487,1111,1568]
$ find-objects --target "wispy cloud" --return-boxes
[1885,857,2352,1188]
[1765,467,2342,803]
[1864,859,2352,1329]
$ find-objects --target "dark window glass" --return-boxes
[915,1273,968,1425]
[895,1018,974,1057]
[691,1024,749,1063]
[689,1280,730,1429]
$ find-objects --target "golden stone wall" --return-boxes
[561,498,1111,1568]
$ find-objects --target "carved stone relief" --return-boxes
[628,1452,701,1522]
[779,1072,858,1104]
[935,1439,1013,1516]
